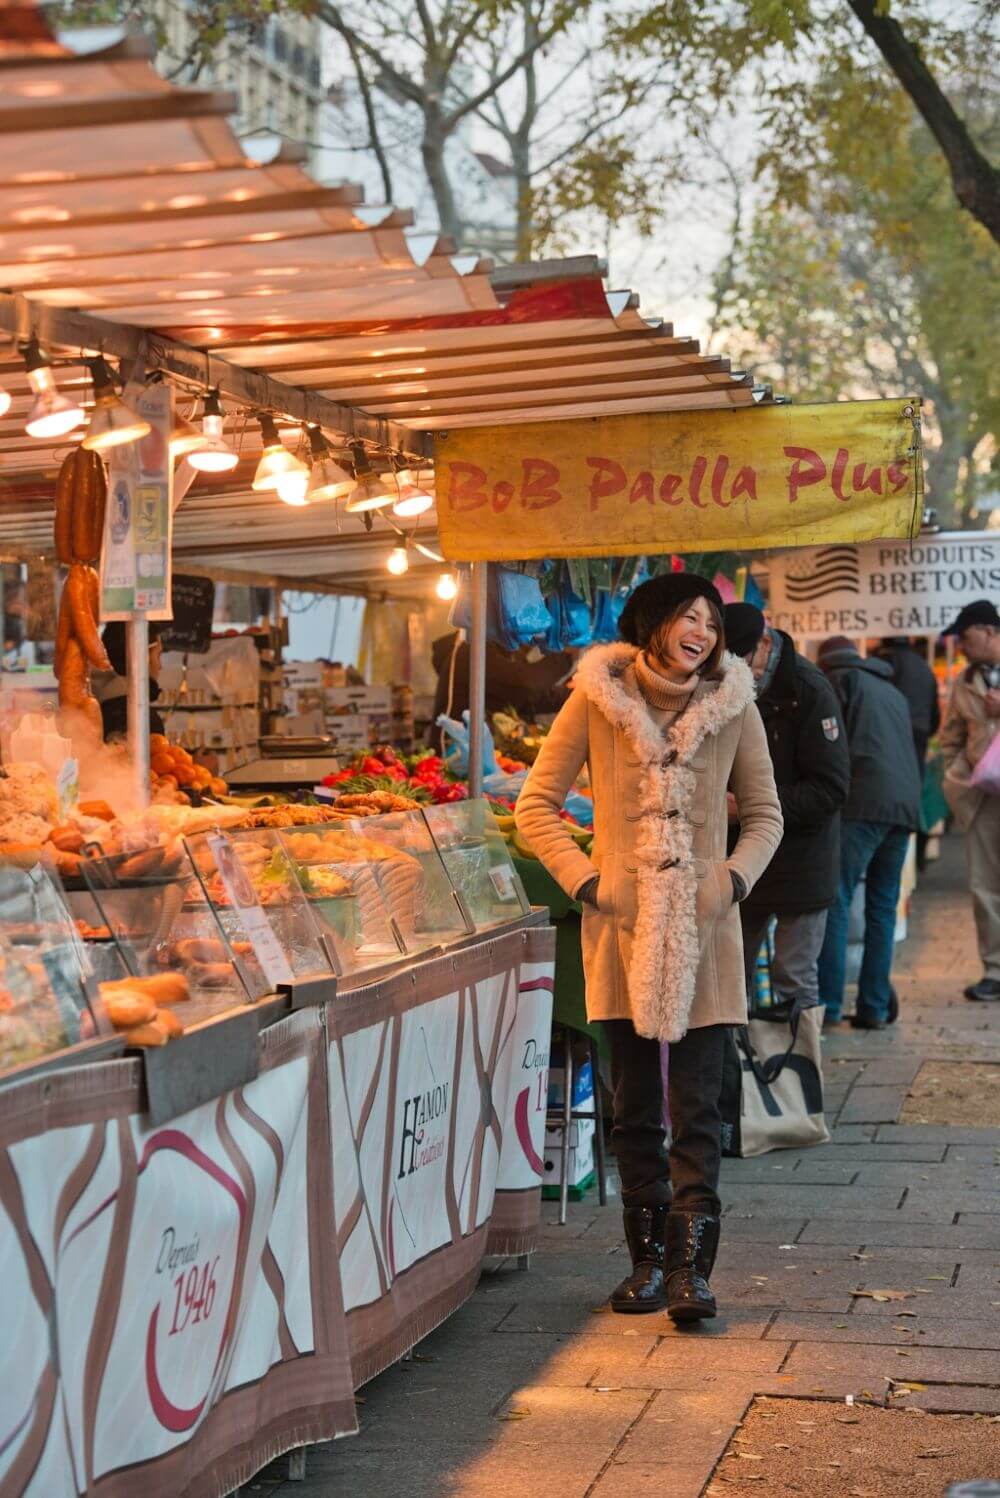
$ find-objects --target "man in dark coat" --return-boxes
[816,637,923,1029]
[429,633,572,751]
[724,606,850,1017]
[874,637,941,769]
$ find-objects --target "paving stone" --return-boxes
[612,1385,750,1467]
[604,1339,790,1389]
[720,1216,809,1243]
[894,1189,1000,1220]
[767,1311,1000,1349]
[791,1142,947,1162]
[901,1384,1000,1414]
[798,1217,999,1248]
[944,1143,1000,1161]
[723,1184,904,1216]
[876,1123,1000,1144]
[837,1086,907,1123]
[781,1340,1000,1386]
[591,1462,727,1498]
[829,1124,878,1142]
[858,1057,925,1085]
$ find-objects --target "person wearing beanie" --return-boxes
[816,637,922,1028]
[516,574,782,1322]
[724,605,850,1030]
[722,602,766,664]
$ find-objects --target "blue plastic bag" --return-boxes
[436,710,500,778]
[495,569,549,648]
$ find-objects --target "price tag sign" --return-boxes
[206,835,294,988]
[56,756,79,819]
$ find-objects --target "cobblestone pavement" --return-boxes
[249,836,1000,1498]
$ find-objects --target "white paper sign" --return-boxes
[206,835,294,988]
[768,533,1000,639]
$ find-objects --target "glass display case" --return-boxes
[81,841,259,1006]
[184,828,336,997]
[421,800,530,931]
[67,800,536,1019]
[0,861,109,1075]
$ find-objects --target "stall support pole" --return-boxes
[468,562,487,800]
[127,614,151,809]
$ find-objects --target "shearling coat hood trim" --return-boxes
[572,642,755,1041]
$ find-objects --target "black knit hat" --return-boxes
[723,602,766,660]
[618,573,724,649]
[940,599,1000,638]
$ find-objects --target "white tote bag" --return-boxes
[721,999,830,1158]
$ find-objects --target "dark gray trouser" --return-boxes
[740,905,829,1008]
[603,1019,727,1216]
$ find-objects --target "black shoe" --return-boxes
[887,986,899,1024]
[609,1205,669,1314]
[850,1013,887,1030]
[965,978,1000,1003]
[664,1212,720,1324]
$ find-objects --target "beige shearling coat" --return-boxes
[515,644,783,1042]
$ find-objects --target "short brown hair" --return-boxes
[647,595,725,678]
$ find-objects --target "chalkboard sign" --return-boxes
[160,574,216,655]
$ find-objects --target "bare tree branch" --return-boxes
[846,0,1000,244]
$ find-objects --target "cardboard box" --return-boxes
[325,684,392,715]
[544,1119,595,1187]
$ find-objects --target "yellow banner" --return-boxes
[434,398,922,561]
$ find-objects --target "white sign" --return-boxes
[101,382,174,620]
[768,533,1000,639]
[206,834,294,987]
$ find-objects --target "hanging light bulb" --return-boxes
[22,337,85,439]
[392,458,434,518]
[305,425,354,501]
[345,442,393,513]
[276,465,310,506]
[169,411,206,458]
[252,413,309,495]
[0,383,11,419]
[436,571,458,601]
[386,542,409,576]
[81,356,151,451]
[186,388,238,473]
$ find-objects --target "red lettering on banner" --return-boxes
[447,462,488,512]
[732,466,758,502]
[852,462,883,495]
[785,446,827,504]
[689,456,708,508]
[521,458,561,510]
[887,460,909,493]
[659,473,683,505]
[492,481,514,512]
[630,471,654,506]
[711,456,731,508]
[831,447,851,502]
[586,456,627,511]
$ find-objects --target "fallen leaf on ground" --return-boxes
[851,1288,914,1302]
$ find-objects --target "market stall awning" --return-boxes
[0,13,762,594]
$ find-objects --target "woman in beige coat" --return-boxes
[516,574,782,1321]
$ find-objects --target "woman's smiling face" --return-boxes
[651,596,720,680]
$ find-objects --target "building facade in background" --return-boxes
[147,0,328,168]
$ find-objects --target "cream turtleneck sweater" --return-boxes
[634,650,699,728]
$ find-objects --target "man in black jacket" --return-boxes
[816,638,923,1029]
[874,637,941,769]
[725,607,851,1019]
